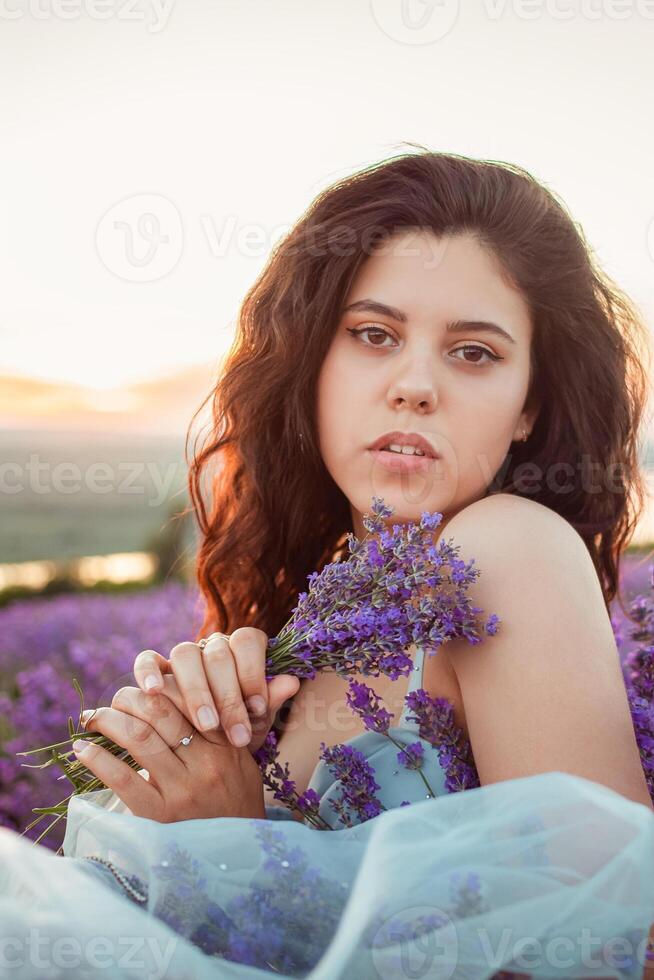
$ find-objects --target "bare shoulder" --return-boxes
[439,491,608,670]
[441,492,599,606]
[438,493,653,808]
[443,492,588,555]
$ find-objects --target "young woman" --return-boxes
[2,148,654,979]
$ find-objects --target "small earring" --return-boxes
[522,428,528,442]
[298,432,305,454]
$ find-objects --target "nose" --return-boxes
[387,368,438,414]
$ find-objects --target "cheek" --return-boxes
[457,370,525,431]
[450,382,523,475]
[316,351,355,463]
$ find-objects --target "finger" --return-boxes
[72,735,162,819]
[133,649,172,693]
[168,640,229,737]
[201,632,230,644]
[133,672,300,753]
[246,674,301,752]
[227,627,273,718]
[199,635,255,748]
[132,650,214,736]
[102,675,231,750]
[109,685,199,764]
[80,705,185,787]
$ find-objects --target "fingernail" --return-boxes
[144,674,161,691]
[246,695,267,716]
[197,705,219,731]
[230,723,251,747]
[72,739,88,755]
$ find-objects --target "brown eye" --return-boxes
[347,326,396,348]
[451,345,501,367]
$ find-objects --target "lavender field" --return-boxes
[1,553,654,853]
[0,581,206,852]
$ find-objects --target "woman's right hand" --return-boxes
[131,628,300,754]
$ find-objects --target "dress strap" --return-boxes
[397,644,426,729]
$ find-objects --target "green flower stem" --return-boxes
[16,731,98,755]
[384,731,437,798]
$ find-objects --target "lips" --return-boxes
[368,430,439,459]
[369,448,438,474]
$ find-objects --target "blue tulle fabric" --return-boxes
[2,649,654,978]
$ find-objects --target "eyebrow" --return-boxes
[341,299,517,345]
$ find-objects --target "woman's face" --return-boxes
[316,230,537,540]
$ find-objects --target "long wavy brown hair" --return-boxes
[183,146,652,736]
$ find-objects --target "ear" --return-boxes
[518,404,540,441]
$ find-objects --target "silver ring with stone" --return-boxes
[197,632,229,650]
[172,728,196,750]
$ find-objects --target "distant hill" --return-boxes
[2,366,654,561]
[0,362,218,436]
[0,428,199,564]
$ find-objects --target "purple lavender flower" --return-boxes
[403,689,480,793]
[618,567,654,805]
[266,496,501,685]
[258,733,388,830]
[485,613,501,636]
[253,731,330,830]
[396,741,425,771]
[345,680,393,734]
[318,741,386,827]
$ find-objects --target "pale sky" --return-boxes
[1,0,653,392]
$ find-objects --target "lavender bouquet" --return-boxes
[16,496,500,843]
[252,496,500,828]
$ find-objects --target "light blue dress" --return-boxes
[302,645,453,825]
[2,645,654,979]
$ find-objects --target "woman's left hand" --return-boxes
[75,684,266,822]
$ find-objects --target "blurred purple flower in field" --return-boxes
[0,582,205,851]
[615,557,654,804]
[612,551,654,666]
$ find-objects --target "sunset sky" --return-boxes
[2,1,653,429]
